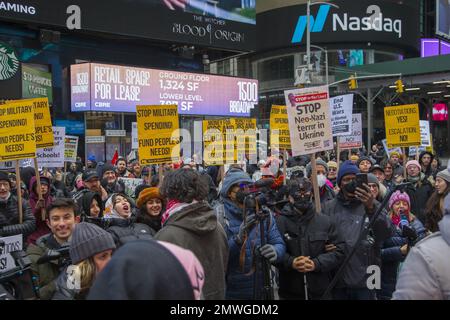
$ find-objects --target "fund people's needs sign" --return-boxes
[384,104,421,148]
[136,105,180,165]
[0,0,255,52]
[270,105,291,150]
[71,63,258,117]
[284,86,333,156]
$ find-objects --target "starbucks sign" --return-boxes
[0,42,19,80]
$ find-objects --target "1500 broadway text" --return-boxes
[170,304,279,317]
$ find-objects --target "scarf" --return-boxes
[161,199,196,226]
[389,209,411,227]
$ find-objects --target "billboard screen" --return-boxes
[71,63,258,117]
[437,0,450,39]
[433,103,449,121]
[0,0,255,52]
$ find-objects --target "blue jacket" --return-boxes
[379,216,427,299]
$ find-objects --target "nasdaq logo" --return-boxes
[291,5,331,44]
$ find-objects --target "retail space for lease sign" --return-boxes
[70,62,258,117]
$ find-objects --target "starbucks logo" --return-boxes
[0,42,19,80]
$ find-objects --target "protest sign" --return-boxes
[284,85,333,156]
[203,119,235,165]
[234,118,257,164]
[118,177,144,199]
[382,139,403,157]
[408,146,426,157]
[132,122,138,150]
[330,94,353,137]
[384,104,421,148]
[136,105,180,165]
[269,105,291,150]
[64,135,79,163]
[30,98,54,149]
[419,120,431,147]
[338,114,362,149]
[36,127,65,167]
[0,234,23,273]
[0,159,32,170]
[0,100,36,161]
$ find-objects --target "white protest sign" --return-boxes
[36,127,66,168]
[408,146,426,157]
[382,139,403,157]
[330,94,353,137]
[0,234,23,273]
[338,114,362,149]
[284,85,333,156]
[118,177,144,199]
[64,135,79,163]
[132,122,138,150]
[420,120,431,147]
[0,159,32,170]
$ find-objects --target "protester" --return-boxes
[74,170,108,202]
[135,187,164,234]
[86,155,97,169]
[370,164,385,185]
[154,168,228,300]
[116,157,134,178]
[306,159,335,204]
[322,161,392,300]
[431,157,442,178]
[378,191,426,300]
[357,156,374,174]
[65,162,80,191]
[382,159,397,191]
[130,161,142,178]
[27,176,54,245]
[215,169,285,300]
[425,168,450,232]
[0,171,36,241]
[27,198,80,299]
[389,151,404,177]
[327,161,338,187]
[276,178,345,300]
[349,154,359,165]
[368,173,386,202]
[419,151,435,182]
[73,190,103,219]
[100,163,125,197]
[52,222,116,299]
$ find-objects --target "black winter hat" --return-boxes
[82,170,99,182]
[101,163,115,177]
[357,156,374,167]
[0,171,11,186]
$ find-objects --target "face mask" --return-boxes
[408,175,420,183]
[317,174,327,188]
[343,180,357,194]
[292,194,311,212]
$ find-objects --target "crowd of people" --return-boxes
[0,143,449,300]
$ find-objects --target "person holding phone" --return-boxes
[322,161,392,300]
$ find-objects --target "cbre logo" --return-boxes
[291,5,331,44]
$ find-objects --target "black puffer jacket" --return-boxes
[0,194,36,240]
[106,216,154,246]
[276,203,346,299]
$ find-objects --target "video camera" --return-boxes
[236,178,274,209]
[36,244,71,267]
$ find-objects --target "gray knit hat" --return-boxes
[437,168,450,184]
[306,159,329,177]
[70,222,116,265]
[367,173,379,187]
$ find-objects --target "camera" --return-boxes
[36,244,71,268]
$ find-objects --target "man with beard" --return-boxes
[73,170,108,202]
[100,164,125,197]
[276,178,345,300]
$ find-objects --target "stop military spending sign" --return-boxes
[0,100,36,161]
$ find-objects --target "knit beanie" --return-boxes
[102,163,116,176]
[406,160,421,170]
[306,159,329,177]
[390,151,401,158]
[367,173,379,187]
[70,222,116,265]
[137,187,164,208]
[389,191,410,209]
[0,171,11,186]
[350,155,359,162]
[327,161,338,169]
[337,161,360,186]
[357,156,374,167]
[437,168,450,184]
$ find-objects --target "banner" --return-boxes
[408,146,427,157]
[0,234,23,273]
[338,114,362,149]
[118,177,144,199]
[22,64,53,104]
[64,135,79,163]
[36,127,65,168]
[132,122,138,150]
[284,85,333,156]
[136,105,180,165]
[330,94,353,137]
[203,119,235,165]
[382,139,403,157]
[0,159,32,170]
[0,100,36,161]
[384,104,421,148]
[419,120,431,147]
[269,105,291,150]
[234,118,257,163]
[26,98,54,149]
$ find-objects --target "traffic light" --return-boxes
[348,75,358,90]
[395,79,404,93]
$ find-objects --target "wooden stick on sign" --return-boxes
[310,154,322,214]
[33,158,46,221]
[283,149,287,185]
[402,147,407,178]
[415,147,420,161]
[15,161,23,224]
[336,140,341,172]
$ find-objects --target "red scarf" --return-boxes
[161,199,181,226]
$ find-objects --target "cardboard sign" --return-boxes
[36,127,65,168]
[131,122,138,150]
[384,104,421,148]
[0,234,23,273]
[269,105,291,150]
[0,100,36,161]
[338,114,362,150]
[64,135,79,163]
[118,177,144,199]
[330,94,353,137]
[203,119,235,165]
[136,105,180,165]
[284,85,333,156]
[382,139,403,157]
[29,98,54,149]
[419,120,431,147]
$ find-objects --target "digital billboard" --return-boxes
[0,0,255,52]
[433,103,449,122]
[71,63,258,117]
[437,0,450,39]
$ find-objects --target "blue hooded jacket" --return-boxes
[218,170,286,299]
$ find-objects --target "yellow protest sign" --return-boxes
[0,100,36,161]
[203,119,235,165]
[136,105,180,165]
[270,105,291,150]
[384,104,421,148]
[233,118,257,163]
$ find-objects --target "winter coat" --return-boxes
[154,201,229,300]
[379,216,427,300]
[404,175,434,225]
[321,193,393,289]
[276,203,346,299]
[27,234,67,300]
[102,179,126,197]
[27,176,53,245]
[0,194,35,241]
[392,214,450,300]
[319,184,336,204]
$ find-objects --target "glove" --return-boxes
[235,213,257,244]
[260,244,277,263]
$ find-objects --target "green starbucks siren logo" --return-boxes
[0,42,19,80]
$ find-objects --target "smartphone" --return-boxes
[356,173,368,189]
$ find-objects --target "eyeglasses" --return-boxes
[328,168,337,172]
